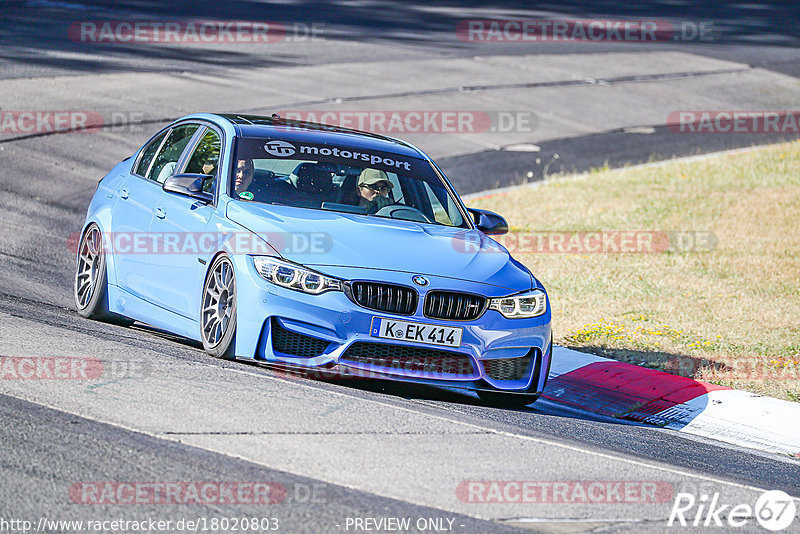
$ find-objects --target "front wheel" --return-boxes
[200,254,237,359]
[74,223,133,326]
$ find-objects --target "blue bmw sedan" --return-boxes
[75,113,552,406]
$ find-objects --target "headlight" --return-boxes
[488,289,547,318]
[251,256,342,295]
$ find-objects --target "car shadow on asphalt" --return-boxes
[129,323,204,349]
[246,362,630,423]
[570,345,731,381]
[125,322,715,428]
[302,374,651,426]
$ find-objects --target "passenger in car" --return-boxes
[234,159,255,195]
[235,158,275,202]
[235,159,296,202]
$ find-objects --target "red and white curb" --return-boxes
[545,346,800,457]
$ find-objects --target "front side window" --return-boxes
[231,138,467,228]
[183,127,221,193]
[423,181,455,226]
[148,124,200,183]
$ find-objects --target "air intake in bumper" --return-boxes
[482,349,538,381]
[270,318,331,358]
[340,341,478,379]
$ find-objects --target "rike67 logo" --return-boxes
[668,490,796,531]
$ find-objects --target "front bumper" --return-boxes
[231,255,552,393]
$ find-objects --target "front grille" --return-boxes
[340,342,476,377]
[349,282,417,315]
[271,318,330,358]
[483,352,533,381]
[424,291,487,321]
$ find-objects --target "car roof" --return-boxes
[204,113,425,159]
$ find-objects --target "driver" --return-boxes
[355,168,393,214]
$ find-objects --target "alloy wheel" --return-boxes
[75,225,102,309]
[202,257,236,347]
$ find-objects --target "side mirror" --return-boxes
[467,207,508,235]
[163,173,214,203]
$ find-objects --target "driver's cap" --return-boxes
[358,168,393,188]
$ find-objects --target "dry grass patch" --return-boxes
[468,142,800,401]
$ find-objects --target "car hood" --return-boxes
[226,202,533,291]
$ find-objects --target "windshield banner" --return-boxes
[235,137,421,175]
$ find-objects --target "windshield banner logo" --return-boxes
[245,138,417,173]
[264,140,297,157]
[298,145,412,171]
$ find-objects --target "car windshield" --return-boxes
[231,137,468,228]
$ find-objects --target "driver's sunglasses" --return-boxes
[361,183,390,193]
[236,166,253,175]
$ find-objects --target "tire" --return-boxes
[74,223,134,326]
[200,254,237,359]
[477,333,553,408]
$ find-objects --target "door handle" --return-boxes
[119,188,130,199]
[155,207,166,219]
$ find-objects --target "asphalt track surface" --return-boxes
[2,1,800,533]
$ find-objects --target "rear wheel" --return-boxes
[74,223,133,326]
[200,254,237,359]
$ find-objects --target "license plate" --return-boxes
[370,317,463,348]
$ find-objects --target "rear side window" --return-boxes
[133,130,168,177]
[149,124,200,183]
